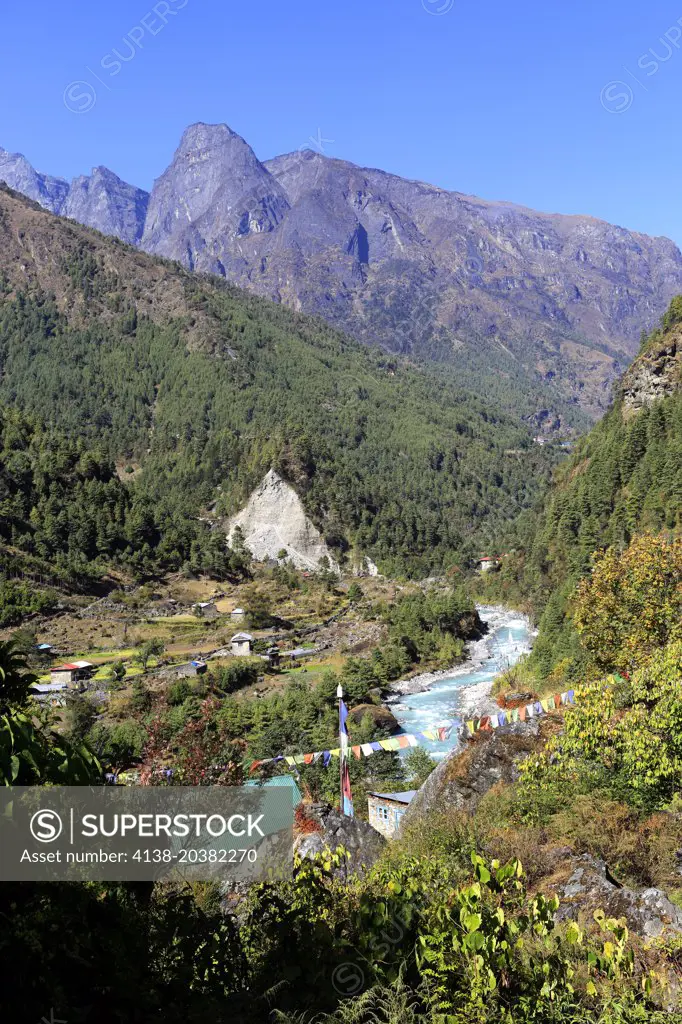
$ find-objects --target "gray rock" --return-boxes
[553,854,682,939]
[294,803,385,879]
[403,719,542,823]
[0,147,69,213]
[226,469,338,571]
[141,122,290,273]
[621,334,680,414]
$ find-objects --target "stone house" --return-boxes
[367,790,417,839]
[231,632,253,657]
[194,601,219,621]
[49,661,95,690]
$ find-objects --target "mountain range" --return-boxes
[3,123,682,420]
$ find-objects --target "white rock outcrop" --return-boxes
[227,469,338,571]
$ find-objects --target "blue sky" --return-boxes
[2,0,682,242]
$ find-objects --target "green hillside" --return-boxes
[507,300,682,681]
[0,185,560,579]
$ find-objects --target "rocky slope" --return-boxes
[404,721,682,940]
[621,322,681,414]
[517,298,682,679]
[4,125,682,418]
[227,470,338,571]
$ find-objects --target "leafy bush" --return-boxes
[518,641,682,815]
[0,579,56,627]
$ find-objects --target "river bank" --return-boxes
[388,605,534,757]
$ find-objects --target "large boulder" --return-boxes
[403,719,544,824]
[294,803,385,879]
[348,704,400,733]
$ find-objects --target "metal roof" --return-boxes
[231,632,253,641]
[51,660,93,672]
[368,790,417,805]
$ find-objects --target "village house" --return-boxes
[32,681,68,706]
[49,661,95,690]
[231,632,253,656]
[230,607,245,622]
[193,601,219,621]
[367,790,417,839]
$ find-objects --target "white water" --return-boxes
[390,606,533,758]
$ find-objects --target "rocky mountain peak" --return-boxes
[177,121,243,149]
[140,122,290,270]
[63,166,149,245]
[4,124,682,419]
[0,146,69,214]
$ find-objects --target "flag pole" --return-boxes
[337,682,344,813]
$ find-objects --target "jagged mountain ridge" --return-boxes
[0,148,148,245]
[3,123,682,417]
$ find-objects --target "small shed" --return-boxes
[265,646,281,669]
[231,632,253,657]
[230,607,245,621]
[245,774,302,807]
[49,661,95,690]
[31,681,68,705]
[164,660,207,679]
[367,790,417,839]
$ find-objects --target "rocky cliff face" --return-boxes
[141,123,289,270]
[403,720,544,822]
[63,167,148,245]
[227,469,338,571]
[4,124,682,417]
[621,329,681,415]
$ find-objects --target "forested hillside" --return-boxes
[492,298,682,682]
[0,184,559,578]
